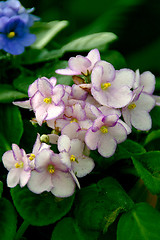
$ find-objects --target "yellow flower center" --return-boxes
[15,161,24,168]
[70,155,79,163]
[48,164,55,174]
[100,126,108,134]
[128,103,136,110]
[70,118,78,123]
[101,82,111,90]
[43,97,52,104]
[29,154,35,161]
[8,31,16,38]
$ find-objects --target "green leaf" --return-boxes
[20,48,63,64]
[117,202,160,240]
[0,104,23,159]
[11,185,75,226]
[150,106,160,130]
[0,182,3,198]
[74,177,134,232]
[51,217,100,240]
[0,198,17,240]
[62,32,117,52]
[144,130,160,151]
[0,84,27,103]
[132,151,160,194]
[115,139,146,161]
[31,20,69,49]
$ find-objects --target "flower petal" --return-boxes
[85,129,100,150]
[72,156,95,178]
[131,110,152,131]
[98,133,117,157]
[7,168,20,188]
[58,135,71,152]
[2,150,16,170]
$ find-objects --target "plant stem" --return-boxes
[14,220,30,240]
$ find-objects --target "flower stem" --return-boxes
[14,220,30,240]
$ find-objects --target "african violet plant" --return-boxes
[1,0,160,240]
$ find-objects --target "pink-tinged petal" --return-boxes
[108,122,127,144]
[69,139,84,157]
[135,92,155,112]
[122,108,132,128]
[131,110,152,131]
[37,78,52,97]
[46,103,64,120]
[79,119,93,130]
[118,119,131,135]
[140,71,155,94]
[85,104,101,120]
[48,133,59,144]
[12,144,22,161]
[86,48,101,69]
[52,85,64,105]
[71,85,88,100]
[51,153,69,171]
[55,67,80,76]
[59,152,71,169]
[98,134,117,158]
[91,65,103,90]
[7,168,20,188]
[70,170,80,189]
[153,95,160,106]
[51,171,75,197]
[30,91,45,110]
[91,87,109,106]
[103,114,119,127]
[32,133,41,154]
[49,77,57,87]
[62,122,80,138]
[28,79,38,97]
[107,86,133,108]
[72,156,95,178]
[85,95,101,108]
[92,115,104,132]
[133,69,140,89]
[13,100,31,109]
[56,119,69,130]
[35,149,52,170]
[58,135,71,152]
[2,151,15,170]
[19,170,31,187]
[27,170,53,194]
[69,56,91,74]
[95,60,115,82]
[99,106,121,117]
[46,118,56,129]
[35,106,48,126]
[113,69,135,88]
[72,104,86,120]
[85,129,100,150]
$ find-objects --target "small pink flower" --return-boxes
[55,49,100,76]
[134,69,155,94]
[27,149,76,197]
[2,144,31,188]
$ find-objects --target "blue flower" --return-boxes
[0,16,36,55]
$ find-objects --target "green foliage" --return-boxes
[74,177,134,232]
[0,198,17,240]
[0,84,27,103]
[10,185,75,226]
[0,182,3,198]
[0,104,23,159]
[117,202,160,240]
[132,151,160,194]
[144,130,160,151]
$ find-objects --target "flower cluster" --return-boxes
[2,48,158,198]
[0,0,39,55]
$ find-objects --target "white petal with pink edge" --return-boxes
[72,156,95,178]
[98,133,117,157]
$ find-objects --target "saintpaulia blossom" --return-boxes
[134,69,155,94]
[0,0,40,26]
[2,144,31,188]
[58,135,95,178]
[122,89,155,131]
[55,48,100,76]
[27,149,76,197]
[0,16,36,55]
[91,61,135,108]
[85,114,128,157]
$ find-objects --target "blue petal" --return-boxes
[18,33,36,46]
[4,39,24,55]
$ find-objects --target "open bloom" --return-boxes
[0,16,36,54]
[27,149,76,197]
[58,135,95,178]
[85,114,128,157]
[91,61,135,108]
[55,48,101,76]
[2,144,31,188]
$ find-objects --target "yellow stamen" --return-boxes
[101,82,111,90]
[128,103,136,110]
[48,164,55,174]
[43,97,52,104]
[70,155,76,162]
[100,126,108,134]
[29,153,35,161]
[15,161,24,168]
[51,129,59,135]
[8,31,16,38]
[70,118,78,123]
